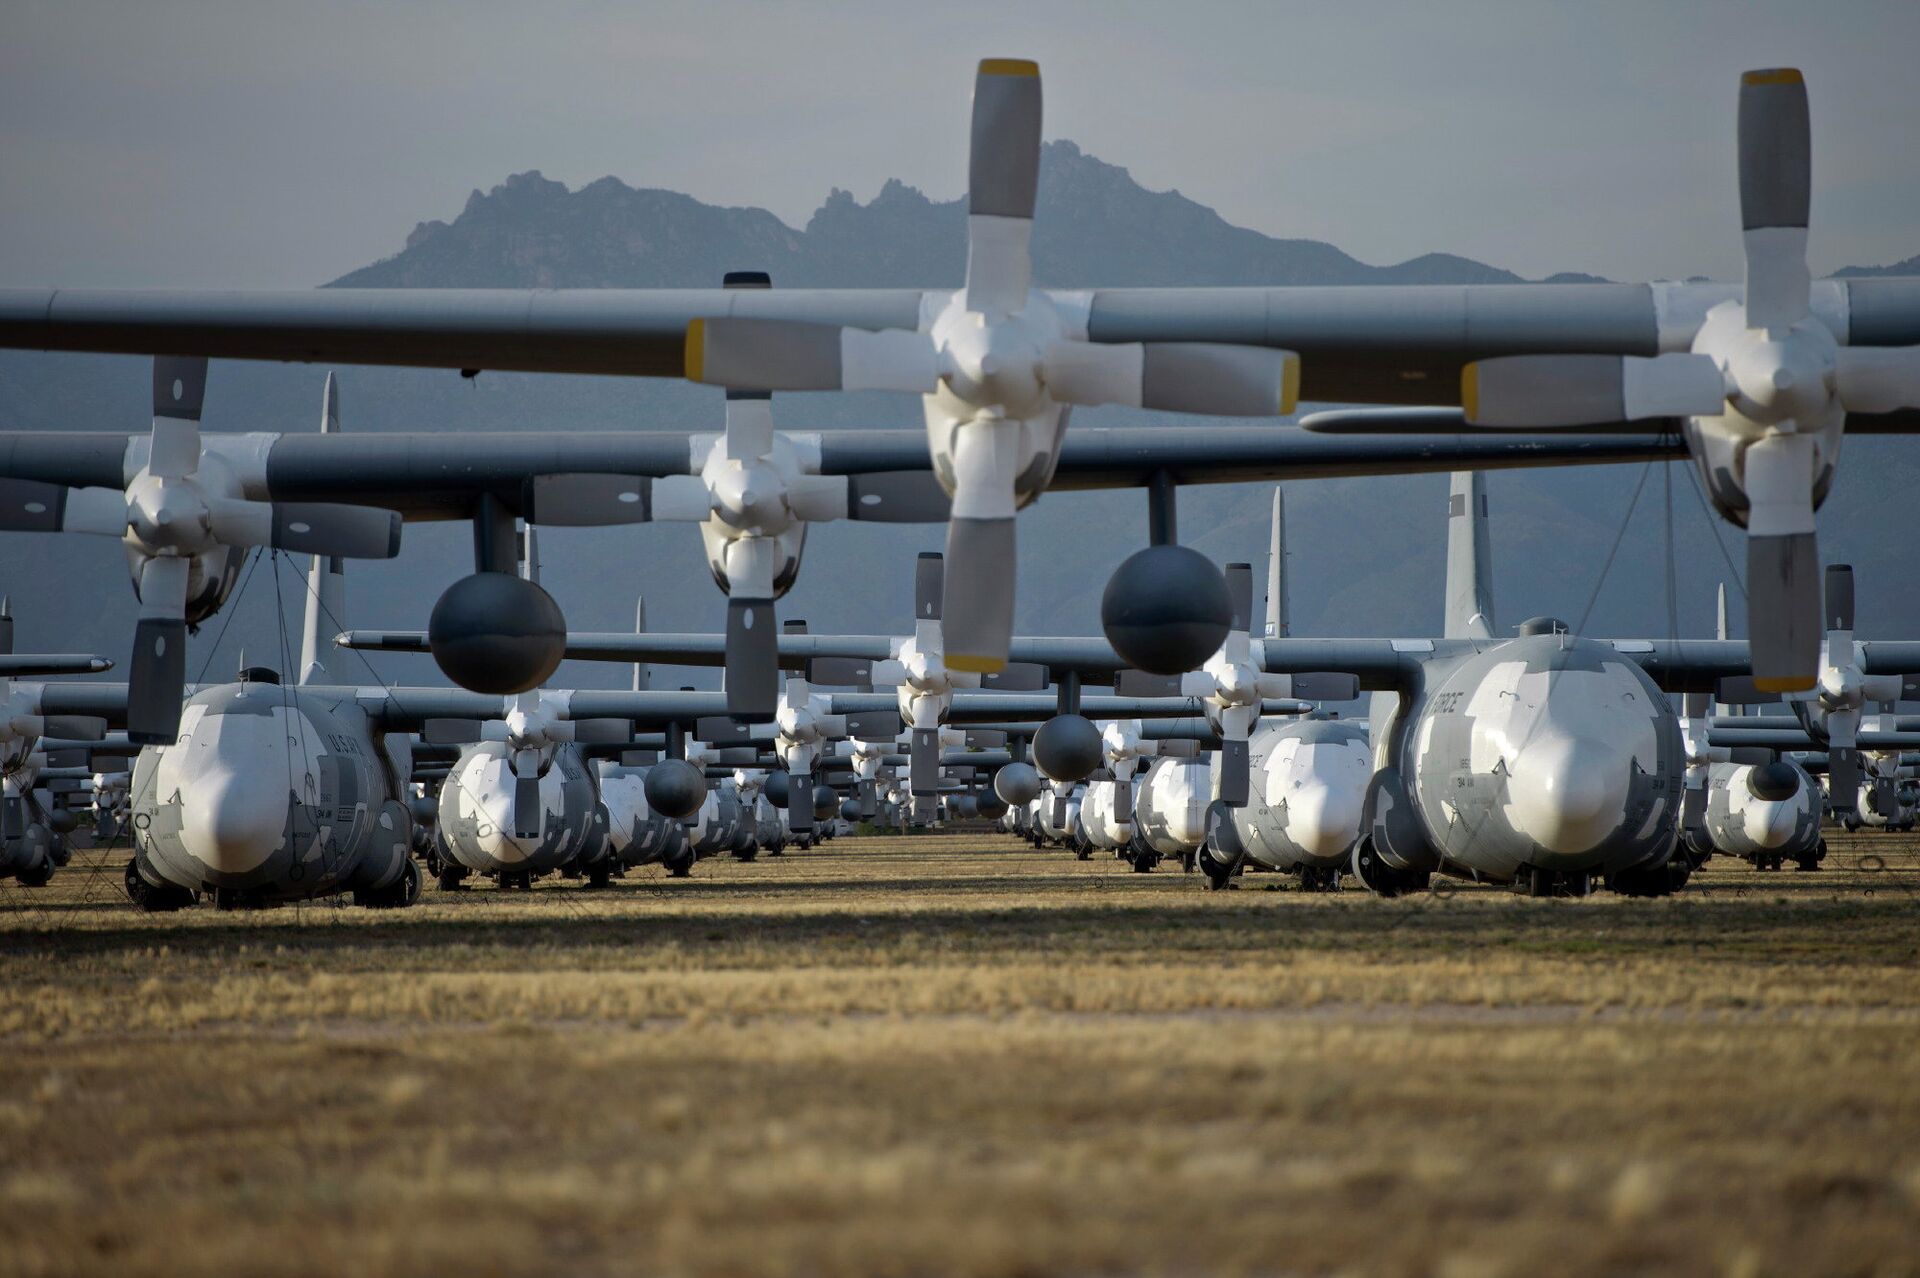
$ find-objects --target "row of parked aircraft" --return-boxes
[2,59,1918,909]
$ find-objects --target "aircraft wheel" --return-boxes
[1198,846,1237,891]
[359,856,421,909]
[663,852,695,879]
[585,858,613,889]
[1351,837,1412,898]
[14,860,53,889]
[1181,851,1198,874]
[437,861,469,891]
[1130,851,1160,873]
[732,846,759,863]
[1074,848,1091,861]
[1298,865,1340,893]
[124,860,194,912]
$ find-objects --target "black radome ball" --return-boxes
[1100,545,1232,675]
[428,573,567,695]
[644,759,707,820]
[1033,714,1103,784]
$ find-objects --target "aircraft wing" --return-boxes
[6,280,1920,404]
[0,425,1687,524]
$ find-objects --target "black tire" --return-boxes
[732,846,759,863]
[358,856,421,909]
[1198,847,1237,891]
[585,859,613,889]
[1351,837,1410,898]
[14,859,53,888]
[437,862,468,891]
[664,853,695,879]
[1074,849,1091,861]
[1130,852,1160,873]
[1181,851,1198,874]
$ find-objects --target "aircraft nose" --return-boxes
[1505,735,1631,857]
[178,771,286,874]
[1742,799,1799,850]
[1287,780,1364,859]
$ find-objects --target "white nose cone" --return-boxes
[1741,799,1798,850]
[1505,736,1630,857]
[1286,781,1364,859]
[179,771,286,874]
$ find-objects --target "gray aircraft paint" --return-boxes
[1232,717,1372,871]
[130,680,410,900]
[437,740,601,877]
[1696,761,1821,862]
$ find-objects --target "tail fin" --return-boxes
[1264,488,1288,638]
[1444,471,1494,640]
[298,373,347,686]
[632,597,651,692]
[1715,582,1734,716]
[519,522,540,584]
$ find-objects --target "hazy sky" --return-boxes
[3,0,1917,288]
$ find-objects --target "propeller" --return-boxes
[1178,563,1293,807]
[1783,565,1904,814]
[1459,70,1920,692]
[683,60,1301,673]
[424,692,631,842]
[0,358,403,742]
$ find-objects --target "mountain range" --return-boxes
[1,141,1914,695]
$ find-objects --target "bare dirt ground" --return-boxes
[2,831,1917,1277]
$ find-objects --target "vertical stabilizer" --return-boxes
[1264,488,1288,638]
[1715,582,1735,716]
[298,373,348,686]
[1444,471,1494,640]
[632,597,651,692]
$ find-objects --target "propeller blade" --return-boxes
[1289,672,1362,702]
[569,719,633,746]
[686,318,938,394]
[859,779,877,818]
[787,769,813,832]
[725,597,779,721]
[513,774,542,840]
[523,473,652,525]
[1825,564,1855,634]
[1115,670,1181,696]
[845,471,952,522]
[941,517,1016,673]
[42,716,107,741]
[965,58,1041,314]
[1744,433,1820,691]
[270,503,402,558]
[809,657,875,688]
[1715,676,1781,705]
[421,719,488,744]
[1682,775,1708,833]
[1042,342,1299,416]
[1215,736,1251,806]
[1827,747,1860,815]
[844,709,903,739]
[1223,562,1254,634]
[965,730,1008,748]
[910,727,940,796]
[724,392,775,462]
[148,356,206,478]
[1834,346,1920,414]
[693,717,757,745]
[1462,354,1724,427]
[980,661,1048,692]
[0,480,74,532]
[1113,775,1133,824]
[787,473,851,523]
[650,474,715,522]
[1737,69,1812,331]
[127,556,190,744]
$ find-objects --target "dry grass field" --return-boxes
[2,831,1917,1278]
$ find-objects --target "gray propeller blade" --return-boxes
[569,719,633,745]
[1748,531,1821,691]
[1114,776,1133,823]
[980,661,1049,692]
[916,552,943,621]
[1827,746,1860,815]
[689,318,844,391]
[843,709,903,739]
[970,59,1041,221]
[787,768,813,832]
[1290,672,1361,702]
[1216,736,1251,807]
[1825,563,1854,633]
[1714,676,1781,706]
[1140,344,1297,417]
[1462,354,1724,427]
[858,779,876,818]
[910,727,940,797]
[1224,562,1253,633]
[725,597,779,721]
[0,479,73,532]
[523,473,652,525]
[268,503,402,559]
[126,556,191,744]
[1115,669,1181,696]
[809,656,875,687]
[965,729,1008,748]
[694,717,757,745]
[513,775,542,840]
[845,471,951,522]
[421,718,487,744]
[1681,778,1708,833]
[42,716,107,741]
[1737,68,1812,330]
[941,516,1017,673]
